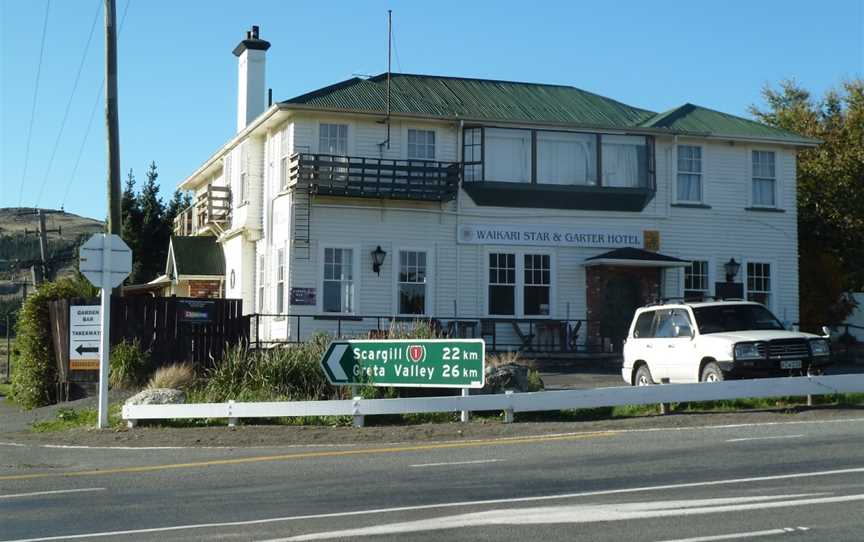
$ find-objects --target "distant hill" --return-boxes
[0,208,104,282]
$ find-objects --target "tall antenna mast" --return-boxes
[386,9,392,149]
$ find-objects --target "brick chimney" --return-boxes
[233,25,271,133]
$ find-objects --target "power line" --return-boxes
[17,0,52,207]
[60,0,131,210]
[391,24,403,73]
[35,0,102,207]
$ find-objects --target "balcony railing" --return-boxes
[289,153,459,202]
[173,185,231,236]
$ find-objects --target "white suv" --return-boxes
[622,300,831,385]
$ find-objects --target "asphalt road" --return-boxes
[2,413,864,541]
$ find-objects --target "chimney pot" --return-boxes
[246,30,251,39]
[252,25,259,39]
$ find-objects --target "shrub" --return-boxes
[147,363,194,390]
[486,350,533,369]
[201,333,338,402]
[109,339,151,389]
[11,276,96,409]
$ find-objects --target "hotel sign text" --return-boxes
[458,224,643,249]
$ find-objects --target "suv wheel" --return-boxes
[701,362,724,383]
[634,364,654,386]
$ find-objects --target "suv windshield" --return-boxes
[692,304,785,334]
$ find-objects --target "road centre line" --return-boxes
[0,431,617,481]
[1,467,861,542]
[410,459,503,468]
[0,488,105,500]
[2,416,863,452]
[656,526,810,542]
[726,435,805,443]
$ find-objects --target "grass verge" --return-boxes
[30,403,124,432]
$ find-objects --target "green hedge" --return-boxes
[11,277,96,409]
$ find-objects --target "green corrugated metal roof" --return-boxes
[638,103,817,143]
[171,236,224,277]
[283,74,817,144]
[284,73,656,128]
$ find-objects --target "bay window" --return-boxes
[463,127,483,182]
[537,131,596,185]
[601,135,647,187]
[484,128,531,183]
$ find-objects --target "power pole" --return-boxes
[105,0,121,238]
[23,209,61,285]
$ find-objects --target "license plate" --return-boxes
[780,360,802,370]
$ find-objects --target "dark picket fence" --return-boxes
[49,296,246,384]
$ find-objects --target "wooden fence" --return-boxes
[49,297,246,385]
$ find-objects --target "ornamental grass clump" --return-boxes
[109,339,152,389]
[147,363,195,390]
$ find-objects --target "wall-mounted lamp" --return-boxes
[724,258,741,283]
[371,246,387,275]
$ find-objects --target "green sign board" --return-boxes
[320,339,485,388]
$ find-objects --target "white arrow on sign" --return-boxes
[79,233,132,289]
[323,343,349,382]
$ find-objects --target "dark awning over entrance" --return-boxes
[584,247,690,268]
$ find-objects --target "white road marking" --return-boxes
[656,526,810,542]
[410,459,502,468]
[2,467,861,542]
[0,488,105,500]
[274,494,852,541]
[726,435,804,443]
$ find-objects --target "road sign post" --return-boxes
[79,233,131,428]
[320,339,485,388]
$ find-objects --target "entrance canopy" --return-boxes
[584,247,690,268]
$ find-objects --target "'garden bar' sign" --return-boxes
[320,339,485,388]
[458,224,643,249]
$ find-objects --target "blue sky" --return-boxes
[1,0,862,220]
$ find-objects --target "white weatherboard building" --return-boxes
[173,26,818,352]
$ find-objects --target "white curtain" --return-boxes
[753,179,775,206]
[537,132,596,185]
[602,135,644,187]
[677,174,702,201]
[485,128,531,183]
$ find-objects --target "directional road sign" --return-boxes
[320,339,485,388]
[79,233,132,289]
[69,305,100,371]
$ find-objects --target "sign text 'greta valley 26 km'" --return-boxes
[320,339,485,388]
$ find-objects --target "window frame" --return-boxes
[393,247,433,317]
[406,128,436,161]
[682,258,713,301]
[483,248,556,318]
[317,122,349,156]
[239,142,248,204]
[675,144,704,204]
[275,248,285,314]
[750,149,778,208]
[279,125,290,190]
[744,260,775,311]
[257,253,266,313]
[318,244,360,315]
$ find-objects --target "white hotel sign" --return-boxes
[458,224,643,249]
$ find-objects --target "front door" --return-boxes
[599,276,642,352]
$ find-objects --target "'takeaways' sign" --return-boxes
[458,224,643,249]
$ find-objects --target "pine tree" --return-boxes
[137,161,168,283]
[121,169,145,283]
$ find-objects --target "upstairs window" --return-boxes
[279,126,290,190]
[537,131,597,186]
[463,127,483,182]
[684,260,709,301]
[239,143,248,203]
[677,145,703,202]
[319,123,348,155]
[601,135,648,187]
[752,151,776,207]
[407,129,435,160]
[398,250,427,315]
[484,128,531,183]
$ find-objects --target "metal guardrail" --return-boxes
[123,374,864,428]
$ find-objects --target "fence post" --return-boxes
[503,390,514,423]
[227,400,239,427]
[460,388,470,423]
[352,394,364,428]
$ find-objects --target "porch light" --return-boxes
[371,246,387,275]
[724,258,741,282]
